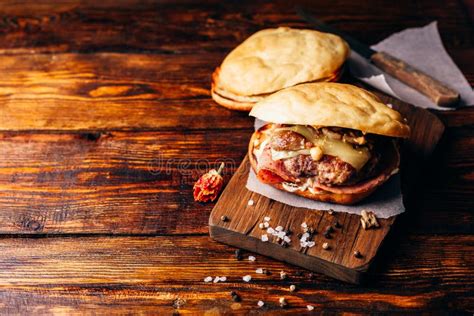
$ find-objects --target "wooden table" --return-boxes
[0,1,472,314]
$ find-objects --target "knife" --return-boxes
[296,7,460,107]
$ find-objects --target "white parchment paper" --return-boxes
[349,21,474,110]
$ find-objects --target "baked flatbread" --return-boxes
[212,27,349,111]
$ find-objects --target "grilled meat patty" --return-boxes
[283,154,355,185]
[268,127,379,186]
[270,130,306,151]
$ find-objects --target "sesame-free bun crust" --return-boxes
[214,27,349,97]
[248,129,399,205]
[249,82,411,138]
[211,66,343,112]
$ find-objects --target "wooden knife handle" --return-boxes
[371,51,460,107]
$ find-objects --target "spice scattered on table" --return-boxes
[230,291,241,302]
[173,298,186,309]
[307,305,315,311]
[258,223,265,229]
[322,242,330,250]
[193,162,225,202]
[279,297,288,308]
[261,234,269,242]
[204,276,213,283]
[255,268,264,274]
[248,255,256,262]
[257,300,265,307]
[280,271,288,280]
[220,215,228,222]
[235,249,243,261]
[264,216,271,222]
[242,275,252,282]
[248,199,254,206]
[289,284,296,292]
[360,209,380,229]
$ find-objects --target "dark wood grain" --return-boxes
[0,130,249,234]
[0,0,471,313]
[0,0,471,54]
[0,126,472,236]
[0,235,471,314]
[0,53,256,131]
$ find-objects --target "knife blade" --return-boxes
[296,7,460,107]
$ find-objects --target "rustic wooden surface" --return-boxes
[209,99,444,284]
[0,0,472,314]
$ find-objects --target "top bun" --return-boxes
[249,83,411,138]
[215,27,349,96]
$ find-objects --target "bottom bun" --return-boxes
[248,129,398,205]
[211,66,344,112]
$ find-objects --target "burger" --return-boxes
[212,27,349,111]
[248,83,411,205]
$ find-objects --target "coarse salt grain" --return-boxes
[257,300,265,307]
[248,255,256,262]
[213,276,220,283]
[289,285,296,292]
[300,233,310,241]
[204,276,213,283]
[307,241,315,248]
[307,305,314,311]
[256,268,264,274]
[261,234,269,242]
[322,242,329,250]
[258,223,264,229]
[264,216,271,222]
[267,227,275,234]
[277,231,286,239]
[283,236,291,243]
[300,241,308,247]
[219,276,227,282]
[263,222,270,228]
[275,226,283,232]
[243,275,252,282]
[301,222,308,228]
[248,199,254,206]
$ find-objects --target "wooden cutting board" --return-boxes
[209,94,444,284]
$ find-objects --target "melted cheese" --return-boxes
[273,125,371,170]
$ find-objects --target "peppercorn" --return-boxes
[235,249,243,261]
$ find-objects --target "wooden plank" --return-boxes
[0,0,470,54]
[0,235,471,314]
[0,126,472,235]
[0,53,256,131]
[0,130,250,234]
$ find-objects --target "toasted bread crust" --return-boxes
[248,129,391,205]
[216,27,349,96]
[250,83,411,138]
[211,66,343,112]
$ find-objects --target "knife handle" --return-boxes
[370,51,459,107]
